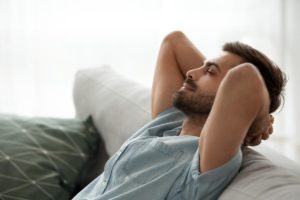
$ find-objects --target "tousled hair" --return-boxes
[223,42,287,113]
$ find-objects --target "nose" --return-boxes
[186,68,201,80]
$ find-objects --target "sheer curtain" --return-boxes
[0,0,299,153]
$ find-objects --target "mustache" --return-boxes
[184,78,197,91]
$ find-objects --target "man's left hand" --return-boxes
[243,115,274,146]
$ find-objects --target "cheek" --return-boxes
[196,77,221,96]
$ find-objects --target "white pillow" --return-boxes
[73,65,300,199]
[73,65,152,156]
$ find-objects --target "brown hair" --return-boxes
[223,42,287,113]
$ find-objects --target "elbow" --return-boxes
[226,63,266,90]
[222,63,270,108]
[162,31,186,44]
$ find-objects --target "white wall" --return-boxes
[0,0,298,142]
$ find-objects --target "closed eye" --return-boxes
[205,65,217,74]
[204,61,221,73]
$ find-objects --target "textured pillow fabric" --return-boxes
[0,115,98,200]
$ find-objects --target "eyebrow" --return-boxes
[205,61,222,73]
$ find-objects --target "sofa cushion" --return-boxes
[0,115,98,200]
[73,65,300,199]
[219,147,300,199]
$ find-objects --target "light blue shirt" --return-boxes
[73,107,242,200]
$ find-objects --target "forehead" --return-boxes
[206,52,245,71]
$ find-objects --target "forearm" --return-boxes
[163,31,206,78]
[151,31,205,118]
[199,63,270,172]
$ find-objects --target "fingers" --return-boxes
[268,114,274,135]
[268,125,273,135]
[261,131,269,140]
[250,134,262,146]
[269,115,274,124]
[243,137,251,146]
[244,115,275,147]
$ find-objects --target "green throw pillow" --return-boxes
[0,115,98,200]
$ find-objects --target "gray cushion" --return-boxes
[219,147,300,200]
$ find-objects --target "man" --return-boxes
[74,31,286,200]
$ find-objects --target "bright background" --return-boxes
[1,0,299,162]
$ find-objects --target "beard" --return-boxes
[172,88,215,118]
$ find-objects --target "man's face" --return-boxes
[173,52,244,117]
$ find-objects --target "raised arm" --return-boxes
[199,63,270,172]
[151,31,206,119]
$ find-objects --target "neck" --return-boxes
[179,115,207,137]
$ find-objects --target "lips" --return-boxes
[183,83,196,92]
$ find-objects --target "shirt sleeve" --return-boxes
[180,148,242,199]
[128,107,185,139]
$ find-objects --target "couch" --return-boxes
[1,65,299,199]
[73,66,300,200]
